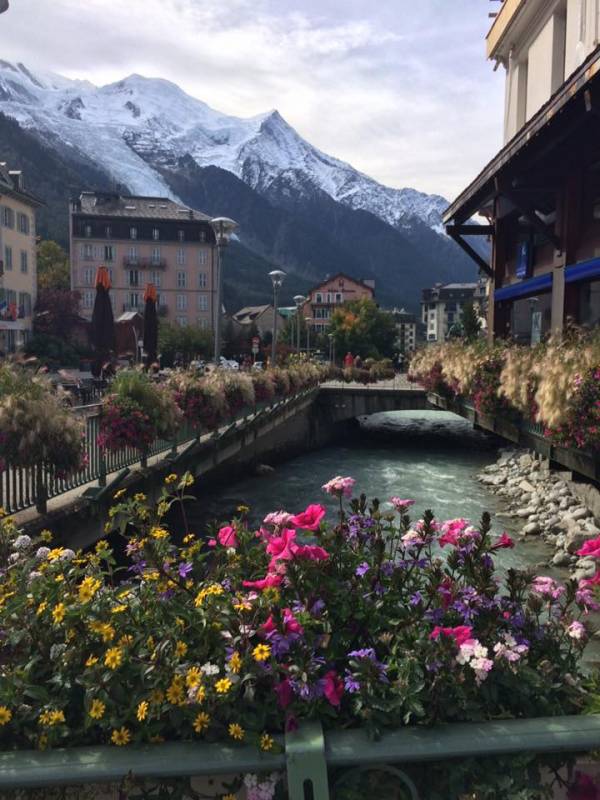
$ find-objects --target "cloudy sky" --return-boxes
[1,0,504,201]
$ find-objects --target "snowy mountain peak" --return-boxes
[0,62,452,234]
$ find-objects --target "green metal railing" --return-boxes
[0,716,598,798]
[0,390,315,517]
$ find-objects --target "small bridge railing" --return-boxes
[0,390,315,517]
[0,716,598,799]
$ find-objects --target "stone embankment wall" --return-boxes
[479,451,600,580]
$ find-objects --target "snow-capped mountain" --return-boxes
[0,61,449,234]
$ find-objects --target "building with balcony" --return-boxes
[390,308,420,354]
[421,283,487,344]
[70,192,216,332]
[444,1,600,343]
[0,164,42,354]
[303,273,375,334]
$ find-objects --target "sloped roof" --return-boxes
[76,192,211,222]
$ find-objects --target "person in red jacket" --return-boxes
[344,352,354,368]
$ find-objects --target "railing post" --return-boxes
[98,449,107,488]
[140,447,148,470]
[35,462,47,515]
[286,721,330,800]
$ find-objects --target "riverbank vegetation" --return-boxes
[409,331,600,451]
[0,474,597,796]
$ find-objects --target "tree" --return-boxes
[37,240,70,291]
[158,322,213,367]
[329,298,396,360]
[34,288,82,340]
[461,302,483,342]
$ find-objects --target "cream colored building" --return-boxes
[0,164,41,354]
[490,0,600,142]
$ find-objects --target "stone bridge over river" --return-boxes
[7,379,429,546]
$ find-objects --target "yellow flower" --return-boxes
[85,655,98,668]
[89,699,106,720]
[228,652,242,674]
[228,723,244,741]
[89,621,115,642]
[66,628,76,642]
[150,526,169,540]
[0,706,12,726]
[136,701,149,722]
[54,574,64,583]
[104,647,123,670]
[39,709,65,727]
[165,473,178,485]
[113,488,127,499]
[252,644,271,663]
[52,603,66,624]
[193,711,210,733]
[95,539,109,553]
[193,685,206,703]
[134,493,147,502]
[237,504,250,514]
[111,727,131,746]
[233,600,252,612]
[119,634,133,647]
[175,640,188,659]
[223,795,237,800]
[194,583,224,608]
[111,604,127,614]
[260,733,274,752]
[175,617,185,628]
[78,576,102,603]
[215,678,232,695]
[146,636,155,650]
[40,530,53,543]
[150,689,164,705]
[182,533,196,544]
[157,501,169,517]
[185,667,202,689]
[36,601,48,616]
[166,677,185,706]
[47,548,65,561]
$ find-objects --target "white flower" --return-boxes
[201,662,219,676]
[13,534,32,550]
[35,547,51,561]
[59,549,76,561]
[567,621,586,640]
[8,553,20,563]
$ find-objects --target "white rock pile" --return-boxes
[478,449,600,580]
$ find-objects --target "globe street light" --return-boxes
[210,217,238,365]
[305,317,312,355]
[268,269,286,366]
[293,295,306,353]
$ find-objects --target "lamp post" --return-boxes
[305,317,311,355]
[210,217,238,365]
[268,269,286,366]
[293,295,306,353]
[328,333,334,365]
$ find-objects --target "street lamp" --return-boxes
[268,269,286,366]
[293,295,306,353]
[305,317,312,355]
[210,217,238,365]
[328,332,335,365]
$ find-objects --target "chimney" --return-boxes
[9,171,23,192]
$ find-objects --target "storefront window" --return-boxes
[578,279,600,328]
[510,293,552,344]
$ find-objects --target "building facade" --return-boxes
[231,305,286,340]
[421,283,486,343]
[390,308,419,354]
[445,1,600,344]
[0,164,41,354]
[70,193,217,332]
[303,273,375,334]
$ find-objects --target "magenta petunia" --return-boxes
[430,625,474,647]
[290,504,326,531]
[242,573,283,591]
[577,537,600,559]
[323,670,344,707]
[217,526,238,549]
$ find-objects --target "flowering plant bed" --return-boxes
[0,364,86,475]
[0,473,597,795]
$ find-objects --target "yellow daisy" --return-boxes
[111,727,131,746]
[252,644,271,662]
[136,701,149,722]
[0,706,12,726]
[228,723,244,741]
[89,699,106,720]
[104,647,123,670]
[193,711,210,733]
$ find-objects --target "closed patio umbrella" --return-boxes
[143,283,158,368]
[90,266,115,378]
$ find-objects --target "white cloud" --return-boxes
[1,0,505,200]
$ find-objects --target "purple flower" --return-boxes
[355,562,370,577]
[410,592,423,606]
[178,562,193,579]
[344,673,361,693]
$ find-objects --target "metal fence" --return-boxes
[0,392,310,517]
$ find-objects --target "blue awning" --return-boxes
[565,257,600,284]
[494,273,552,302]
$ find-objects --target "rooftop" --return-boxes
[233,305,274,323]
[74,192,212,222]
[0,162,44,207]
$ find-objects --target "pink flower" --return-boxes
[275,679,294,709]
[294,544,330,562]
[266,528,298,568]
[531,576,565,600]
[261,608,304,637]
[322,476,356,499]
[568,621,587,641]
[577,536,600,558]
[290,504,326,531]
[242,574,283,591]
[438,519,478,548]
[217,526,238,548]
[492,532,515,550]
[323,670,344,707]
[390,497,415,512]
[430,625,473,647]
